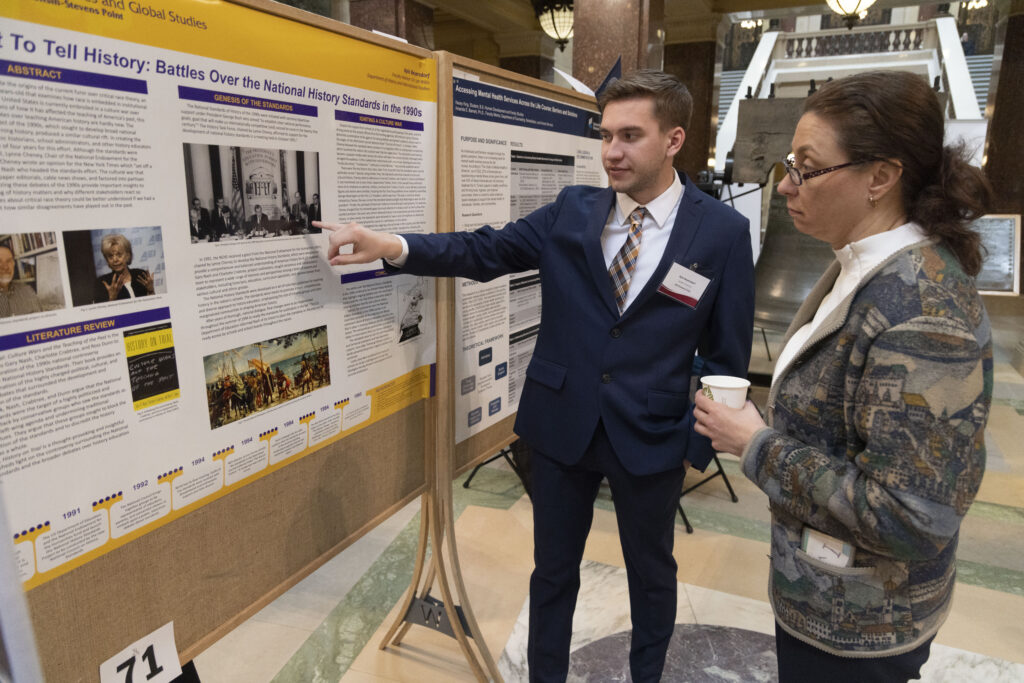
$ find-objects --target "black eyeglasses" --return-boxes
[783,153,875,186]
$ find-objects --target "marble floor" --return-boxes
[195,297,1024,682]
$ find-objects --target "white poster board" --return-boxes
[0,1,437,589]
[450,71,604,443]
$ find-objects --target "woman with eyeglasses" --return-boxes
[693,71,993,682]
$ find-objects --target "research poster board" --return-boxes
[0,1,437,591]
[446,62,604,445]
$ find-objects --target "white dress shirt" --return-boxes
[602,173,685,311]
[772,221,929,384]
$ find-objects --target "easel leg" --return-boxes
[378,493,431,650]
[377,475,503,680]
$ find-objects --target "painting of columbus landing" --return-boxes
[203,326,329,429]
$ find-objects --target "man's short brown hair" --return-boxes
[597,70,693,132]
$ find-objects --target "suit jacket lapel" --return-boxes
[583,188,620,316]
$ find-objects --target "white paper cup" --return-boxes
[700,375,750,409]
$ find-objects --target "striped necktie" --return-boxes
[608,206,646,312]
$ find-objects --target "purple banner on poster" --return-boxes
[453,77,599,138]
[0,59,147,94]
[178,86,318,117]
[335,110,424,132]
[339,269,396,285]
[0,307,171,351]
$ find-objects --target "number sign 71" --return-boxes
[100,623,182,683]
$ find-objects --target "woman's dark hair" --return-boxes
[803,71,992,276]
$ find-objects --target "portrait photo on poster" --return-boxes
[182,143,322,243]
[0,232,65,319]
[61,227,166,308]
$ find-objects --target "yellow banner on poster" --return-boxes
[3,0,436,101]
[134,388,180,410]
[124,326,174,357]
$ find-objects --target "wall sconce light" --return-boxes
[826,0,877,30]
[532,1,574,51]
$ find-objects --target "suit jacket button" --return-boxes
[601,373,612,384]
[610,327,622,338]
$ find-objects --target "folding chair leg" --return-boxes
[463,447,514,489]
[462,461,486,488]
[713,454,740,503]
[677,503,693,534]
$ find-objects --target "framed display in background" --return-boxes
[973,214,1020,295]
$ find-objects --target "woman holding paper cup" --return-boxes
[694,71,992,682]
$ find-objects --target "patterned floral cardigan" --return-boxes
[742,239,992,657]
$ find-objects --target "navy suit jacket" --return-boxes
[400,178,754,475]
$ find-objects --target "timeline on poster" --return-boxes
[0,1,437,588]
[451,72,604,443]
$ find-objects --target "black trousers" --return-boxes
[527,422,686,683]
[775,622,934,683]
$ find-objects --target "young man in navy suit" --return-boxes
[317,70,754,682]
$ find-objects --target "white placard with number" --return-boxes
[100,622,181,683]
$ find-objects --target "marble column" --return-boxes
[303,154,320,203]
[572,0,665,91]
[348,0,434,49]
[496,31,557,82]
[985,0,1024,274]
[664,43,718,182]
[663,12,725,182]
[217,146,235,205]
[282,151,300,217]
[986,1,1024,217]
[189,143,214,211]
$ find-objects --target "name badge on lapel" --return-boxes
[657,262,710,309]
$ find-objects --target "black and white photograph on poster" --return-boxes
[203,325,329,429]
[183,143,321,242]
[0,232,64,318]
[398,278,426,343]
[61,227,167,307]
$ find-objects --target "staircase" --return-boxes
[718,70,745,122]
[965,54,994,113]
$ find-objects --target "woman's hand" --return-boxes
[135,270,155,295]
[693,391,767,456]
[103,271,130,300]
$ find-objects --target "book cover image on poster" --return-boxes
[203,326,329,429]
[183,143,322,241]
[0,232,65,319]
[61,227,166,307]
[124,322,180,412]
